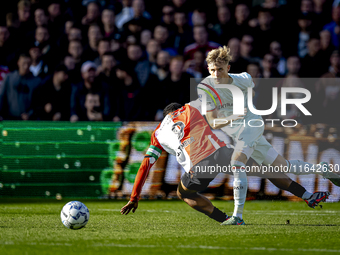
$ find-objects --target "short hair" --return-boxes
[18,0,30,10]
[171,55,183,62]
[35,7,48,16]
[163,103,182,117]
[206,46,233,66]
[98,38,111,45]
[102,8,115,15]
[18,53,31,60]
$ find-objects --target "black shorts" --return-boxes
[181,146,256,192]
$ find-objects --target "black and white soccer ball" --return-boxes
[60,201,89,230]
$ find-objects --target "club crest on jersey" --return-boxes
[172,121,185,140]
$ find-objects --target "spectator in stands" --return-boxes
[227,3,251,40]
[285,56,302,77]
[212,6,232,45]
[102,8,118,39]
[0,65,10,90]
[47,1,61,23]
[127,43,153,88]
[269,41,286,76]
[83,92,104,121]
[184,50,209,82]
[318,29,335,68]
[94,38,111,67]
[161,3,176,36]
[28,44,49,78]
[97,52,117,85]
[300,35,328,77]
[153,25,176,56]
[290,13,315,58]
[115,0,134,29]
[16,0,34,40]
[159,56,193,111]
[261,53,282,78]
[34,8,49,27]
[313,0,332,31]
[32,64,71,121]
[248,62,262,106]
[63,53,80,84]
[173,10,193,55]
[252,8,280,58]
[68,26,83,42]
[240,34,259,64]
[0,25,16,70]
[247,62,262,79]
[184,25,220,61]
[140,29,152,47]
[146,39,161,65]
[314,51,340,123]
[47,1,64,40]
[70,61,110,122]
[82,1,101,26]
[83,24,103,61]
[191,8,218,42]
[151,50,170,81]
[115,63,141,121]
[323,5,340,49]
[68,40,84,70]
[118,0,152,30]
[228,38,249,73]
[18,0,31,24]
[0,0,338,123]
[0,54,41,120]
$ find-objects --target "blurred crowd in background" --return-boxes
[0,0,339,124]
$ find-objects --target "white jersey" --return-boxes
[197,72,262,136]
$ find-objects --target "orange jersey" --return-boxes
[130,104,226,202]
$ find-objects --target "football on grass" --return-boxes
[60,201,89,230]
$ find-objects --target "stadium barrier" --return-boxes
[1,121,339,202]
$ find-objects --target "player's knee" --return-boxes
[176,188,183,200]
[177,185,196,200]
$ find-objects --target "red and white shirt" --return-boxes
[130,103,226,202]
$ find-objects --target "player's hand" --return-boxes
[121,201,138,215]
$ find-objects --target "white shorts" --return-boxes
[231,123,274,165]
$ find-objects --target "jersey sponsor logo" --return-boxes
[218,103,233,109]
[171,121,185,140]
[180,137,195,149]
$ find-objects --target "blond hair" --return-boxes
[206,46,232,66]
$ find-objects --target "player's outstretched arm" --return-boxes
[121,146,161,215]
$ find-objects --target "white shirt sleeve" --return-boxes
[197,80,217,112]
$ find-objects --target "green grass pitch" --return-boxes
[0,199,340,255]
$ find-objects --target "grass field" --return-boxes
[0,199,340,255]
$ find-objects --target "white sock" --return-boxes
[231,161,247,220]
[287,160,321,175]
[302,191,313,200]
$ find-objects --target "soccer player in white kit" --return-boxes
[198,46,338,225]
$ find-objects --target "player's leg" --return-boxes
[263,146,340,186]
[224,124,265,222]
[263,149,331,208]
[219,147,247,225]
[177,177,229,223]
